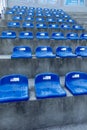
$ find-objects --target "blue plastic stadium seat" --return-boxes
[7,22,20,28]
[45,13,52,17]
[72,25,84,30]
[16,11,24,15]
[11,46,32,58]
[20,9,25,13]
[0,74,29,102]
[57,18,65,23]
[66,19,75,24]
[21,6,27,10]
[22,22,34,28]
[61,24,71,30]
[0,31,16,39]
[51,32,66,40]
[57,9,63,12]
[36,13,43,17]
[6,10,14,14]
[28,8,34,12]
[13,6,20,9]
[35,73,66,99]
[36,46,56,58]
[56,46,77,58]
[44,8,49,11]
[80,33,87,40]
[47,18,56,23]
[36,18,44,22]
[48,24,59,29]
[52,11,57,15]
[75,46,87,57]
[36,23,47,29]
[27,12,34,17]
[65,72,87,95]
[55,14,60,18]
[36,7,42,11]
[66,33,79,40]
[19,32,33,39]
[36,32,49,39]
[63,15,70,19]
[29,7,35,10]
[25,16,34,21]
[12,16,22,21]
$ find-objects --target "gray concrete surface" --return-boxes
[37,123,87,130]
[0,56,86,78]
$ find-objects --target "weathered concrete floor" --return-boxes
[36,123,87,130]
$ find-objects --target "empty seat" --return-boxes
[25,16,34,21]
[11,46,32,58]
[21,6,27,10]
[6,10,14,15]
[47,18,56,23]
[22,22,34,28]
[65,72,87,95]
[12,16,22,21]
[48,24,59,29]
[61,24,71,30]
[29,7,35,10]
[45,13,52,17]
[66,19,76,24]
[63,15,70,19]
[80,33,87,40]
[66,33,79,40]
[36,23,47,29]
[16,11,25,15]
[0,74,29,102]
[0,31,16,39]
[36,32,49,39]
[56,46,77,58]
[36,46,56,58]
[72,25,84,30]
[13,5,20,9]
[36,7,42,11]
[35,73,66,99]
[36,18,45,22]
[27,12,34,17]
[36,13,43,17]
[75,46,87,57]
[19,32,33,39]
[57,18,65,23]
[7,22,20,28]
[55,14,60,18]
[51,32,66,40]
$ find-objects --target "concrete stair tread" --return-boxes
[36,123,87,130]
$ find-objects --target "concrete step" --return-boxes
[36,123,87,130]
[0,56,87,78]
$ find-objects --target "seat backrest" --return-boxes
[35,73,60,84]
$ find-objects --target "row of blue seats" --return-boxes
[10,6,63,11]
[11,46,87,58]
[7,13,71,20]
[0,31,86,40]
[7,13,70,18]
[0,71,87,102]
[7,7,65,14]
[7,22,84,30]
[11,16,76,23]
[6,10,70,17]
